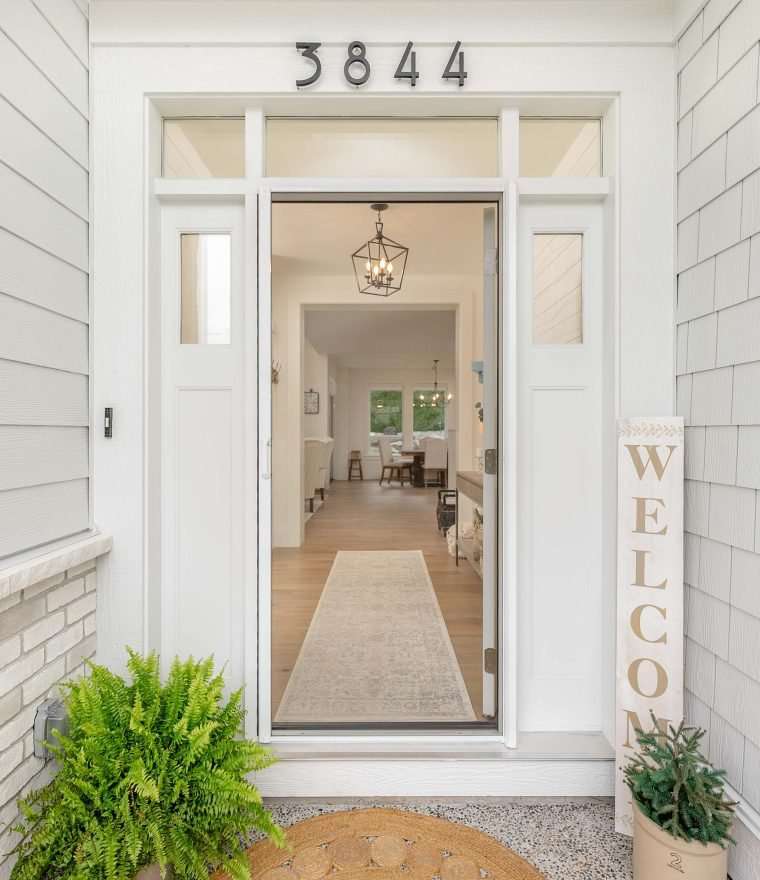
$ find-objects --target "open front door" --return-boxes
[481,205,499,719]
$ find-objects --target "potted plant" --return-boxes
[624,714,736,880]
[9,650,284,880]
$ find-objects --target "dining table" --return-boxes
[400,448,426,488]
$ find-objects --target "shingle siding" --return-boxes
[678,4,760,876]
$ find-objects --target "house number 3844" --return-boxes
[295,41,468,88]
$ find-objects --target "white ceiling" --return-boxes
[304,308,456,370]
[272,201,490,277]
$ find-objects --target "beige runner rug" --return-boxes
[275,550,476,723]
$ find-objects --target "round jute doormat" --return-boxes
[236,808,545,880]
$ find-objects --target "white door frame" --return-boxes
[149,108,615,763]
[254,178,516,746]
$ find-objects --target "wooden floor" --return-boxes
[271,479,484,723]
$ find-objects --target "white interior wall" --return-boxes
[302,337,329,438]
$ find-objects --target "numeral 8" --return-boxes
[344,41,370,86]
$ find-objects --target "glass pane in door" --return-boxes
[533,233,583,344]
[180,233,231,344]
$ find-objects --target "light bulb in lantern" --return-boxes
[372,264,379,276]
[380,258,386,270]
[387,262,393,275]
[365,260,371,272]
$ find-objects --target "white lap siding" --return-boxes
[0,0,90,560]
[676,2,760,878]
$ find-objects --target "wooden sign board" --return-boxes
[615,417,684,835]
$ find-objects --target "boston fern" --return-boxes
[624,713,736,847]
[9,651,284,880]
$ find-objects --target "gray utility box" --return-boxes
[33,698,69,759]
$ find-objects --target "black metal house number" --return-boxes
[295,41,468,88]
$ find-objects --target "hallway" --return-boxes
[271,480,485,723]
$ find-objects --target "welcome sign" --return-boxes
[615,417,684,835]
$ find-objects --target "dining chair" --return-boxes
[422,437,448,487]
[378,436,413,486]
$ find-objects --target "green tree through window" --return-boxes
[413,389,445,441]
[369,390,403,449]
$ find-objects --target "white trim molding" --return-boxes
[728,786,760,880]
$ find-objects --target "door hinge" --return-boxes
[484,448,498,475]
[484,647,497,675]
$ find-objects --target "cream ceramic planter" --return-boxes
[633,803,728,880]
[135,864,162,880]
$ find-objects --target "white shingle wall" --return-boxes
[0,565,97,880]
[678,2,760,875]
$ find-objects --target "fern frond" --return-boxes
[10,650,282,880]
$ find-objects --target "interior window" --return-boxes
[520,118,602,177]
[369,389,403,453]
[413,389,446,444]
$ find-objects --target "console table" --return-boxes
[455,470,483,578]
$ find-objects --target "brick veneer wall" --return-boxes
[0,562,97,880]
[676,1,760,877]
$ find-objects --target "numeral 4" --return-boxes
[443,41,467,87]
[395,41,419,87]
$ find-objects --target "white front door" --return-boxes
[481,205,498,718]
[517,199,605,731]
[257,185,507,740]
[160,201,246,692]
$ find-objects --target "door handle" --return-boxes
[262,438,272,480]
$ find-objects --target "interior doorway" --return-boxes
[265,198,500,732]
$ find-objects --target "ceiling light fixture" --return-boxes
[414,359,454,409]
[351,203,409,297]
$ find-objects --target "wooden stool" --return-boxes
[348,450,363,480]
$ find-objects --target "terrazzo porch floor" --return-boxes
[254,798,633,880]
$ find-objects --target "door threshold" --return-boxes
[270,731,613,762]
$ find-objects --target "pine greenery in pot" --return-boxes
[9,650,284,880]
[623,713,737,880]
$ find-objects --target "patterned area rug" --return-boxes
[275,550,476,723]
[236,808,544,880]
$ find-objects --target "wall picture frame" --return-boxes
[304,389,320,414]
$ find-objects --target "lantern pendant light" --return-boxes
[414,359,454,410]
[351,203,409,297]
